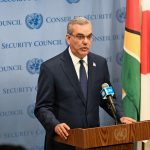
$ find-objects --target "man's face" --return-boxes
[66,23,92,59]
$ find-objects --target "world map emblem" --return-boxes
[27,104,35,119]
[26,58,43,74]
[116,51,123,66]
[25,13,43,29]
[116,7,126,23]
[66,0,80,4]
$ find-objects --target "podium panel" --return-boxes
[55,121,150,150]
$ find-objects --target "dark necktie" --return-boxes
[79,59,87,99]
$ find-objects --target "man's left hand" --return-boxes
[120,117,136,124]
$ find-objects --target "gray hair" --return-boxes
[67,17,92,35]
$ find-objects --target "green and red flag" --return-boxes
[122,0,150,121]
[122,0,141,121]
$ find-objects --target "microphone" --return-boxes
[101,83,118,124]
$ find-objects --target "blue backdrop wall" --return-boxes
[0,0,126,150]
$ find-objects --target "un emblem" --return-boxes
[116,51,123,66]
[25,13,43,29]
[116,7,126,23]
[27,104,35,119]
[26,58,43,74]
[114,127,127,141]
[66,0,80,4]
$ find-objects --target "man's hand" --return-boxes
[120,117,136,124]
[54,123,70,140]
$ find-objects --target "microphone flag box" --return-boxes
[101,86,114,99]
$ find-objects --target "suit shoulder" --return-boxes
[89,52,106,62]
[41,52,63,68]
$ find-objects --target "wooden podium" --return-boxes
[55,120,150,150]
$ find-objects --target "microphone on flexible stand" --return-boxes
[100,83,118,125]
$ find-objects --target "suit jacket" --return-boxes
[34,48,124,150]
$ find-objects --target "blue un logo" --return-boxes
[25,13,43,29]
[116,7,126,23]
[66,0,80,4]
[26,58,43,74]
[27,104,35,119]
[116,51,123,66]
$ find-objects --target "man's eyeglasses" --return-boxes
[70,33,93,41]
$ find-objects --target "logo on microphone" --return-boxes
[66,0,80,4]
[101,83,115,99]
[101,86,114,99]
[26,58,43,74]
[25,13,43,29]
[116,7,126,23]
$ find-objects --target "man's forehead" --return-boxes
[72,24,92,33]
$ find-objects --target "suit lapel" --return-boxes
[60,49,86,104]
[87,54,96,100]
[60,50,97,105]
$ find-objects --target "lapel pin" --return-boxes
[93,62,96,67]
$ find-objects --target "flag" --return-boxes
[122,1,150,149]
[122,0,141,121]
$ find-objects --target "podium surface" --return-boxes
[55,120,150,150]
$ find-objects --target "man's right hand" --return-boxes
[54,123,70,140]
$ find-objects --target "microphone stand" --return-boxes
[107,96,118,125]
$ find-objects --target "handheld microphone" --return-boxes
[101,83,115,99]
[101,83,118,124]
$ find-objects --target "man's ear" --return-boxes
[66,34,71,45]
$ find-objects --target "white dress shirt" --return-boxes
[68,47,88,80]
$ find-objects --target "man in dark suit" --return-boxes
[34,17,136,150]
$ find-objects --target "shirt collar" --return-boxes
[68,47,88,65]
